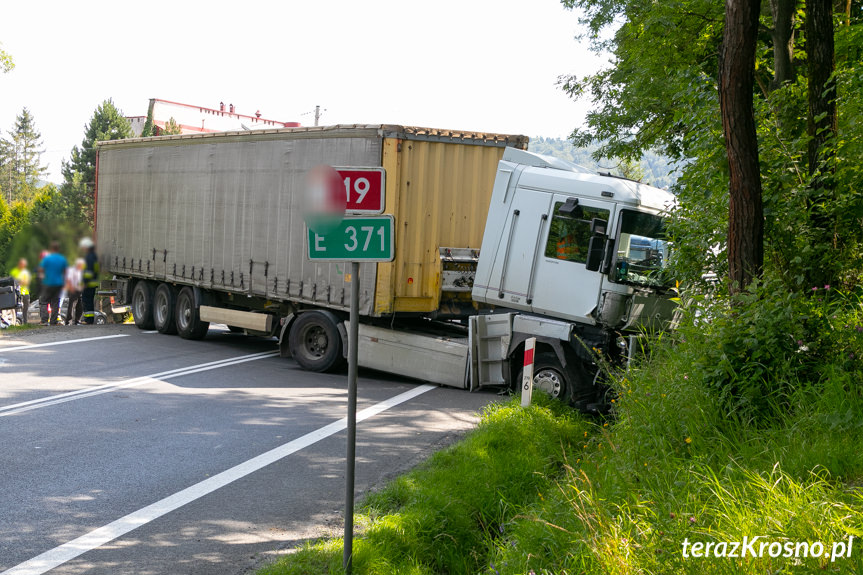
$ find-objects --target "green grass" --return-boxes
[258,290,863,575]
[258,396,587,575]
[0,322,40,334]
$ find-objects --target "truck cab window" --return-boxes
[544,201,610,265]
[611,209,671,287]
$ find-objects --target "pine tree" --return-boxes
[60,99,133,228]
[0,108,47,204]
[162,117,182,135]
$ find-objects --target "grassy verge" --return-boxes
[259,386,863,574]
[258,395,587,575]
[0,323,40,334]
[258,288,863,574]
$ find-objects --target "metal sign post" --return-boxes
[344,260,360,574]
[304,165,391,575]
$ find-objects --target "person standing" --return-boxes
[79,237,100,325]
[39,242,68,326]
[65,258,85,325]
[10,258,31,325]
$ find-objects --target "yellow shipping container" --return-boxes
[374,127,528,316]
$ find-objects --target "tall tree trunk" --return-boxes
[769,0,798,89]
[806,0,837,287]
[720,0,764,292]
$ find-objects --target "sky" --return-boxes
[0,0,604,183]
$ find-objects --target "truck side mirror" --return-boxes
[586,218,609,272]
[586,236,605,271]
[590,218,607,235]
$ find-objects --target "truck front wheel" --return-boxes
[131,281,155,330]
[175,287,209,340]
[288,311,345,372]
[518,353,573,404]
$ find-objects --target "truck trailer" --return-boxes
[95,124,676,409]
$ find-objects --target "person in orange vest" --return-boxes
[556,229,580,261]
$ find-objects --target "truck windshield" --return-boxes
[611,210,671,288]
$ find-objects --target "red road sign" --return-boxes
[336,168,385,214]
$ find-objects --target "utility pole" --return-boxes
[314,105,321,127]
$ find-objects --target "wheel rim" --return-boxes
[177,295,192,331]
[133,289,146,318]
[533,367,564,399]
[155,291,168,325]
[301,325,328,359]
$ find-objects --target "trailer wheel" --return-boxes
[175,287,209,340]
[131,281,155,330]
[518,353,573,403]
[288,311,345,372]
[153,283,178,334]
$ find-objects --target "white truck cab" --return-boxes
[469,148,677,410]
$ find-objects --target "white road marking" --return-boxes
[0,351,279,417]
[1,383,437,575]
[0,334,129,353]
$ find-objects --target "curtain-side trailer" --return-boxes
[95,124,528,386]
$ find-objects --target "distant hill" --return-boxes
[527,137,677,190]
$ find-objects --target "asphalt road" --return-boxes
[0,324,500,575]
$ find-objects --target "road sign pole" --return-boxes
[343,261,360,574]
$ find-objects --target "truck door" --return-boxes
[528,195,614,324]
[481,188,553,311]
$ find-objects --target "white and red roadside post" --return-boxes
[521,337,536,407]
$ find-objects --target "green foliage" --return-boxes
[559,2,863,291]
[0,186,88,276]
[560,0,724,162]
[0,42,12,73]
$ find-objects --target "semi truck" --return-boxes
[95,124,676,409]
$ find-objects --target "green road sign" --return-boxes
[307,216,395,262]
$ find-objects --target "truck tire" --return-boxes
[175,287,209,340]
[518,352,573,404]
[288,311,345,372]
[153,283,178,334]
[131,281,155,330]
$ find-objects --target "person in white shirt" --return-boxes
[65,258,85,326]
